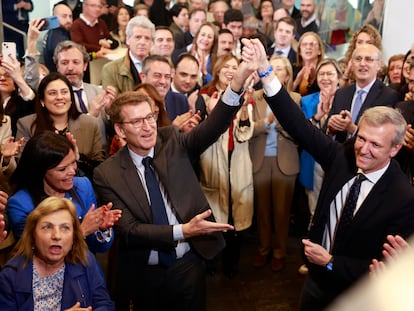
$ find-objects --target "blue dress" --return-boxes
[7,177,113,253]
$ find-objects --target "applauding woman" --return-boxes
[7,131,121,253]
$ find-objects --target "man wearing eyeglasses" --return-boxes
[327,44,399,143]
[94,60,255,310]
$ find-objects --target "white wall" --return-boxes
[30,1,68,19]
[382,0,414,60]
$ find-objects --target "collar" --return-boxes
[72,82,85,92]
[170,83,184,95]
[80,13,98,27]
[301,15,317,28]
[358,162,389,185]
[129,51,144,66]
[356,78,376,94]
[128,146,155,169]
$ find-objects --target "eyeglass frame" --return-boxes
[352,56,379,64]
[119,112,159,128]
[317,71,338,78]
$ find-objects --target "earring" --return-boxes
[41,102,45,108]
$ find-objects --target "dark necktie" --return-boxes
[275,50,283,55]
[142,157,176,267]
[74,89,88,114]
[333,174,367,252]
[351,89,365,123]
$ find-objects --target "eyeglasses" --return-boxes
[0,72,11,79]
[317,71,337,78]
[300,41,319,48]
[353,56,379,64]
[121,112,158,128]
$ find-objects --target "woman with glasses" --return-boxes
[16,72,104,178]
[293,32,325,96]
[7,131,121,253]
[0,53,36,136]
[297,59,342,274]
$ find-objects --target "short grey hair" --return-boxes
[126,16,155,40]
[53,40,89,65]
[359,106,407,146]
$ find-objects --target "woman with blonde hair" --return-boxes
[293,32,325,96]
[0,197,115,310]
[191,22,218,85]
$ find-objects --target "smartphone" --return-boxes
[1,42,16,64]
[40,16,60,31]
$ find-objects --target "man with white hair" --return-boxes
[102,16,154,93]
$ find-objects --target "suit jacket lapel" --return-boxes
[120,147,153,221]
[358,79,382,119]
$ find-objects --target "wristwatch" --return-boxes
[326,257,334,271]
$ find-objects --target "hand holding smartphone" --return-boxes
[39,16,59,31]
[1,42,16,64]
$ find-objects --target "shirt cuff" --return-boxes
[263,76,282,97]
[222,85,243,107]
[19,88,36,101]
[173,224,184,241]
[95,228,112,242]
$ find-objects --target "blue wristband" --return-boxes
[258,65,273,78]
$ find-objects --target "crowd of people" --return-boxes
[0,0,412,310]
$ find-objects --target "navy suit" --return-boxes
[165,89,190,121]
[265,86,414,309]
[329,79,399,142]
[268,46,297,66]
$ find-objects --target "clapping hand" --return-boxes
[1,137,24,164]
[64,132,80,161]
[369,235,410,277]
[99,202,122,231]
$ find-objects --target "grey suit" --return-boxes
[94,99,241,309]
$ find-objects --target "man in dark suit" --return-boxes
[93,60,254,310]
[328,44,400,143]
[268,16,297,66]
[171,53,207,120]
[246,38,414,311]
[281,0,301,20]
[2,0,33,59]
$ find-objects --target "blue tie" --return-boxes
[332,174,367,252]
[351,90,365,123]
[275,50,283,55]
[74,89,88,114]
[142,157,176,267]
